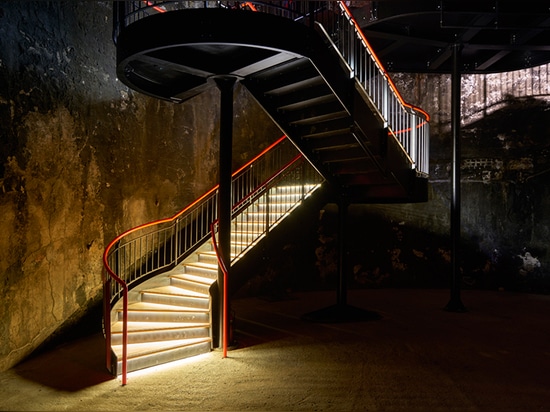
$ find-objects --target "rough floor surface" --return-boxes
[1,289,549,411]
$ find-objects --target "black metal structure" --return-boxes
[112,2,434,328]
[351,1,550,74]
[112,1,550,326]
[115,6,429,204]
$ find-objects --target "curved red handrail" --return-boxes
[339,2,430,122]
[103,135,287,275]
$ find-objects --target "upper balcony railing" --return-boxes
[113,1,430,176]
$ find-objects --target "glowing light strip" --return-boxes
[145,1,167,13]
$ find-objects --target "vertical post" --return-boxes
[214,76,237,352]
[173,221,179,265]
[410,115,417,167]
[445,44,467,312]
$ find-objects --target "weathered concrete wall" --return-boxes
[0,1,279,371]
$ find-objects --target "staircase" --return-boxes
[105,1,431,383]
[104,139,324,380]
[109,241,217,375]
[108,182,321,376]
[241,56,422,202]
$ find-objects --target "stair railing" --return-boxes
[211,152,324,357]
[318,2,430,176]
[102,135,320,384]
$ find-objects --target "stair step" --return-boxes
[277,92,337,112]
[177,261,218,278]
[251,201,300,209]
[301,127,354,140]
[230,231,264,242]
[113,321,209,332]
[308,135,361,152]
[197,251,218,265]
[267,192,304,200]
[120,302,210,323]
[111,322,210,345]
[141,286,210,309]
[250,58,318,92]
[281,97,345,121]
[270,80,331,108]
[265,74,324,96]
[230,237,264,248]
[170,275,213,295]
[287,109,349,127]
[171,272,215,285]
[295,116,354,138]
[232,221,267,233]
[113,338,212,374]
[241,211,290,223]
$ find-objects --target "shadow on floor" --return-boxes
[14,333,114,392]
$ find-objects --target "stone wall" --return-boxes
[0,1,279,371]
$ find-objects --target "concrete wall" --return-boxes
[0,1,279,371]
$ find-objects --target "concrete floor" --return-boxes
[1,288,549,411]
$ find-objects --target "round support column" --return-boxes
[445,44,467,313]
[214,75,237,351]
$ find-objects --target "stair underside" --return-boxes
[116,8,428,204]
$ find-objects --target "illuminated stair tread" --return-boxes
[142,286,210,298]
[112,337,212,359]
[112,321,209,333]
[125,302,208,312]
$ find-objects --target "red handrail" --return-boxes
[209,221,229,358]
[339,1,430,122]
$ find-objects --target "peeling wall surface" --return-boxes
[0,2,549,372]
[0,1,279,371]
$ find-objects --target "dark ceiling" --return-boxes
[350,1,550,74]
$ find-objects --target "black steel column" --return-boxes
[301,199,380,323]
[336,198,349,307]
[445,44,467,312]
[214,75,237,348]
